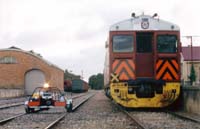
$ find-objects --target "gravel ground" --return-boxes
[55,90,140,129]
[129,111,200,129]
[72,92,94,109]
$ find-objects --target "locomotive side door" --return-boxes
[136,32,154,78]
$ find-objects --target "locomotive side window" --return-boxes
[157,35,177,53]
[113,35,133,52]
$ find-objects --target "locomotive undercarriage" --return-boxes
[110,79,180,108]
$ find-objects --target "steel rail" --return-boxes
[43,93,94,129]
[0,113,26,124]
[112,101,146,129]
[71,93,88,99]
[72,93,94,111]
[44,114,66,129]
[0,102,24,110]
[167,111,200,124]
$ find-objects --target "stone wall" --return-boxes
[0,88,24,98]
[181,86,200,115]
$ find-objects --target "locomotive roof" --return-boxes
[110,14,180,31]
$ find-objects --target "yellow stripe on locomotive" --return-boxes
[110,81,180,108]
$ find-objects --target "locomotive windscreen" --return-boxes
[113,35,134,52]
[157,35,177,53]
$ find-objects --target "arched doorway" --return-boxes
[25,69,45,95]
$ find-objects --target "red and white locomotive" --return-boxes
[104,13,181,108]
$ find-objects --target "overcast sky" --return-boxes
[0,0,200,81]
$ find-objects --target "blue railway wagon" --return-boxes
[72,79,89,92]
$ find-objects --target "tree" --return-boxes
[96,73,104,89]
[88,73,104,90]
[188,64,196,85]
[89,75,96,89]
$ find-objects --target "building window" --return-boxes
[0,56,17,64]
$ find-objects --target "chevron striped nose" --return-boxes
[112,59,136,80]
[156,59,179,81]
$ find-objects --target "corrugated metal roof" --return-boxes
[182,46,200,61]
[0,46,63,71]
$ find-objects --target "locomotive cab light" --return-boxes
[152,13,158,18]
[131,12,136,18]
[43,83,49,88]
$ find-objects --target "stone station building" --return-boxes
[0,47,64,97]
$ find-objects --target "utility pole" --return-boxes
[81,70,84,80]
[186,36,193,64]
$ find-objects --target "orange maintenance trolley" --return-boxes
[24,83,73,113]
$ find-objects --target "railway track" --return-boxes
[0,113,26,124]
[127,110,200,129]
[112,101,200,129]
[112,101,146,129]
[54,90,140,129]
[166,110,200,124]
[0,104,25,125]
[72,93,94,111]
[0,97,26,105]
[44,93,94,129]
[0,97,27,110]
[0,92,94,129]
[0,102,24,110]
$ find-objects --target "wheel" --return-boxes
[25,106,34,113]
[66,102,73,112]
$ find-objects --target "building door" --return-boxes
[25,69,45,95]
